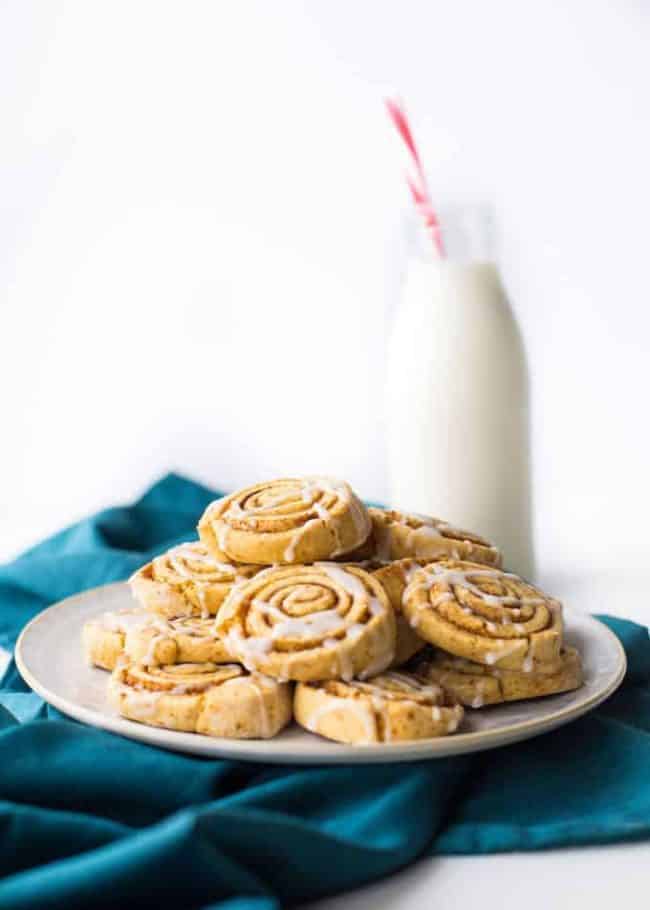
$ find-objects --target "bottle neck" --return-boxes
[407,204,497,265]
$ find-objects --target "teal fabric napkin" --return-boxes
[0,474,649,910]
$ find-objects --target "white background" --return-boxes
[2,1,649,615]
[1,6,649,906]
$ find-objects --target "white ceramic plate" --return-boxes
[15,582,626,764]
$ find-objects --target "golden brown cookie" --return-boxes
[359,508,502,567]
[402,560,563,670]
[108,661,292,739]
[294,670,464,744]
[198,477,371,565]
[415,647,583,707]
[372,559,430,666]
[216,563,396,682]
[82,609,156,670]
[124,615,234,666]
[130,541,258,619]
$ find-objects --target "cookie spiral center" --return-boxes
[227,479,345,533]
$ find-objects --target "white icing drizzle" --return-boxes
[408,564,543,608]
[484,639,524,666]
[252,592,346,638]
[316,563,367,598]
[232,490,296,516]
[217,477,366,561]
[308,477,369,549]
[284,517,320,562]
[404,565,547,651]
[347,673,456,738]
[167,543,218,577]
[380,672,443,699]
[196,585,210,619]
[402,562,422,585]
[228,562,388,677]
[140,632,167,666]
[217,524,230,554]
[405,523,445,558]
[257,601,346,641]
[313,501,330,521]
[225,630,273,672]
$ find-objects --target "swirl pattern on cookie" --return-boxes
[216,563,396,682]
[109,661,292,739]
[82,609,162,671]
[198,477,371,565]
[124,615,234,666]
[294,670,464,744]
[372,559,430,666]
[364,508,502,567]
[402,560,563,670]
[130,541,258,619]
[415,647,582,707]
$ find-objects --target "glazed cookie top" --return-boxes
[367,508,502,567]
[130,541,259,619]
[295,670,464,744]
[215,562,396,682]
[402,559,563,670]
[151,541,256,587]
[198,477,371,565]
[116,661,244,693]
[311,670,458,709]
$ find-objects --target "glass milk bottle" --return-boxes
[386,207,534,578]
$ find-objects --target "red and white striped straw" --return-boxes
[385,98,445,257]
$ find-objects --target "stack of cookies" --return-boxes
[82,476,583,745]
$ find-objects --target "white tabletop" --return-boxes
[305,842,648,910]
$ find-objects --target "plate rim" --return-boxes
[14,582,628,764]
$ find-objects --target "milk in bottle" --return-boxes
[386,209,534,577]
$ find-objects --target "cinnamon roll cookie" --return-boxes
[216,563,396,682]
[83,610,234,669]
[415,647,583,708]
[124,615,233,666]
[198,477,371,565]
[130,541,258,619]
[372,559,429,666]
[82,609,154,671]
[402,560,563,671]
[294,671,464,744]
[359,508,502,567]
[109,662,292,739]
